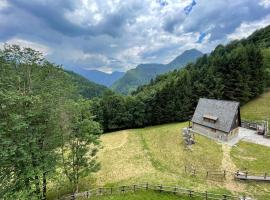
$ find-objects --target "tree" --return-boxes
[0,45,74,200]
[60,100,102,193]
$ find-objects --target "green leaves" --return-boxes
[0,45,103,199]
[59,99,102,193]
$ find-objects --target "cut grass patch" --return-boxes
[231,141,270,200]
[241,90,270,120]
[231,141,270,173]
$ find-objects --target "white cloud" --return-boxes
[1,38,51,55]
[0,0,9,10]
[260,0,270,8]
[1,0,270,72]
[227,15,270,40]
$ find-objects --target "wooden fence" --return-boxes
[184,166,228,180]
[241,119,269,137]
[184,166,270,183]
[235,170,270,182]
[62,183,248,200]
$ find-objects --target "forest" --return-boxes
[91,25,270,132]
[0,45,102,199]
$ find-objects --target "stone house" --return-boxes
[191,98,241,142]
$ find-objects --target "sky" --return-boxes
[0,0,270,73]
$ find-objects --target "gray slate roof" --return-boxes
[191,98,240,133]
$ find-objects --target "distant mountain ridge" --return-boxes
[65,70,109,99]
[111,49,203,94]
[69,68,125,87]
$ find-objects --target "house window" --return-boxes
[211,128,216,132]
[203,114,218,123]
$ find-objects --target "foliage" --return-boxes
[60,100,102,193]
[0,45,102,200]
[93,26,270,132]
[65,70,109,99]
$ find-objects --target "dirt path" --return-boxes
[101,130,129,151]
[222,144,245,192]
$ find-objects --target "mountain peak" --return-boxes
[168,49,203,69]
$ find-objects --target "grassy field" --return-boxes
[48,91,270,200]
[95,123,223,188]
[231,141,270,200]
[79,190,204,200]
[241,90,270,120]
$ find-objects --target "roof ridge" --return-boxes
[199,98,240,104]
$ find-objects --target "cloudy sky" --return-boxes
[1,0,270,73]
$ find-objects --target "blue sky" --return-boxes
[0,0,270,73]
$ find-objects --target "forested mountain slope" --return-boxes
[65,70,109,99]
[111,49,203,94]
[91,25,270,132]
[69,68,125,87]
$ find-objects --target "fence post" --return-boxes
[206,171,209,178]
[110,187,113,195]
[122,186,125,193]
[223,194,227,200]
[71,193,75,200]
[185,166,187,173]
[99,188,102,195]
[245,171,248,179]
[189,190,193,197]
[133,185,136,192]
[86,191,89,198]
[193,169,196,176]
[265,172,267,179]
[146,182,149,190]
[224,170,226,178]
[159,185,163,192]
[173,186,177,194]
[205,191,208,200]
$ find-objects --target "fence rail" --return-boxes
[184,166,230,179]
[241,119,269,137]
[61,183,248,200]
[235,170,270,182]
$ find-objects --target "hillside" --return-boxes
[50,91,270,199]
[65,70,109,99]
[68,68,125,87]
[241,89,270,120]
[111,49,203,94]
[49,120,270,200]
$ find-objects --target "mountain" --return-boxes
[65,70,109,99]
[69,68,125,87]
[111,49,203,94]
[167,49,204,70]
[91,25,270,132]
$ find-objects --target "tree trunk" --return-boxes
[35,175,42,199]
[42,172,47,200]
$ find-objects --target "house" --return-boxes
[191,98,241,142]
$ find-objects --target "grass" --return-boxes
[48,91,270,200]
[94,122,223,189]
[231,141,270,200]
[241,90,270,120]
[79,190,203,200]
[48,122,270,199]
[231,141,270,172]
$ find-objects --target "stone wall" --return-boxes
[192,123,238,142]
